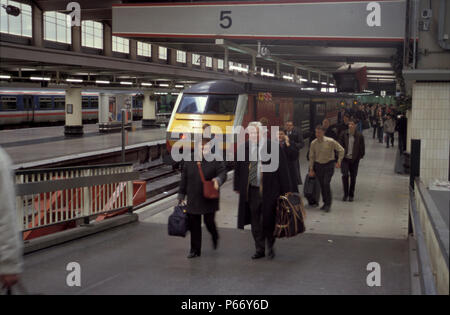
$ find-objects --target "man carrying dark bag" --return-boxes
[338,119,365,202]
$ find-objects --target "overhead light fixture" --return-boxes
[96,80,110,84]
[155,92,168,95]
[261,70,274,77]
[30,76,51,81]
[175,85,184,88]
[141,82,152,86]
[283,75,294,80]
[66,78,83,83]
[159,83,169,87]
[0,75,11,79]
[299,78,308,82]
[120,81,133,85]
[321,82,328,85]
[229,65,249,73]
[171,92,180,95]
[311,80,319,84]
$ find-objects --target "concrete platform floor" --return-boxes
[21,221,410,295]
[0,123,166,165]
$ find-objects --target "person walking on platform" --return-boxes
[278,129,300,192]
[0,147,23,292]
[376,109,384,143]
[234,122,290,260]
[397,114,407,154]
[338,119,365,202]
[308,125,345,212]
[383,115,396,148]
[284,120,304,185]
[177,137,227,259]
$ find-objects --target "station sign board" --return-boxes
[112,1,407,42]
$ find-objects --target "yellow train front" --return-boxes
[165,80,248,162]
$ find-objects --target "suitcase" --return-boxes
[168,204,189,237]
[274,192,307,238]
[303,175,320,205]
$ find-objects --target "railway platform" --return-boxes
[0,123,166,168]
[17,130,417,295]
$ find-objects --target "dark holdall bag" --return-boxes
[362,119,370,130]
[274,192,307,238]
[303,174,320,205]
[168,204,189,237]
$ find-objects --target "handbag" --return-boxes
[274,192,307,238]
[197,162,219,199]
[303,174,320,205]
[168,204,189,237]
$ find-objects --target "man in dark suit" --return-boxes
[338,119,365,202]
[284,120,304,186]
[234,122,291,260]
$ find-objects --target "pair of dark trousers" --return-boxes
[385,132,394,147]
[314,161,335,206]
[377,126,384,143]
[341,158,360,198]
[372,126,377,139]
[188,213,218,255]
[249,186,275,254]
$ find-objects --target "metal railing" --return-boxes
[15,163,139,232]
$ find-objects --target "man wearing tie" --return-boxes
[234,122,290,260]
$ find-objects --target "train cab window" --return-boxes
[90,97,98,108]
[176,94,237,115]
[39,97,53,110]
[54,97,65,109]
[82,96,90,108]
[0,96,17,111]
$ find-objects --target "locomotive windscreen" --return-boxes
[176,94,237,115]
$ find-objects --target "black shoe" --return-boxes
[187,252,201,259]
[343,196,348,201]
[321,205,331,212]
[251,252,265,260]
[349,197,354,202]
[268,248,275,260]
[212,236,219,250]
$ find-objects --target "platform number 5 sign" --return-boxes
[67,2,81,27]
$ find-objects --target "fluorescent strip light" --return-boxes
[175,85,184,88]
[171,92,180,95]
[300,78,308,82]
[283,75,294,80]
[158,83,169,87]
[229,65,249,73]
[261,70,275,77]
[30,76,51,81]
[321,82,327,85]
[66,78,83,83]
[96,80,110,84]
[0,75,11,79]
[120,81,133,85]
[311,80,319,84]
[141,82,152,86]
[330,83,335,86]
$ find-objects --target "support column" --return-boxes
[71,26,81,53]
[294,68,298,83]
[129,39,137,60]
[251,54,256,76]
[64,87,83,136]
[98,93,110,124]
[103,23,112,57]
[224,47,229,73]
[142,92,158,128]
[276,63,280,78]
[32,4,43,47]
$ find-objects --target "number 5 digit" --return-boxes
[219,10,232,29]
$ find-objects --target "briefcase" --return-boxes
[274,192,306,238]
[303,175,320,205]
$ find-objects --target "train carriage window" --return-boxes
[90,97,98,108]
[0,96,17,111]
[176,94,237,115]
[82,96,90,108]
[38,97,53,109]
[54,96,65,109]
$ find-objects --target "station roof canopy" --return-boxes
[7,0,402,93]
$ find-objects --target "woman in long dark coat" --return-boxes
[177,138,227,258]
